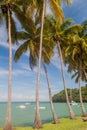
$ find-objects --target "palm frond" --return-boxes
[72,47,78,61]
[49,0,64,24]
[82,20,87,26]
[16,31,30,41]
[29,53,37,70]
[64,24,82,35]
[25,4,36,18]
[29,40,35,57]
[61,18,73,30]
[14,40,29,62]
[13,4,36,34]
[71,71,78,79]
[63,0,72,6]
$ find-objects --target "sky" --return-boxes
[0,0,87,101]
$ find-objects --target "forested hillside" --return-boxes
[52,86,87,102]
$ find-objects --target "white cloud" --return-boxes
[19,63,31,71]
[0,94,7,101]
[0,91,49,101]
[12,69,27,76]
[0,67,31,77]
[0,68,8,76]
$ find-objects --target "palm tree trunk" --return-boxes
[43,63,60,124]
[34,0,46,128]
[57,41,76,120]
[3,4,13,130]
[78,60,87,117]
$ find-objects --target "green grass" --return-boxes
[1,117,87,130]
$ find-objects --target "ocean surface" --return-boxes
[0,102,87,127]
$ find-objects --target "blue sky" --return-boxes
[0,0,87,101]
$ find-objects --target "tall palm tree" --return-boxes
[34,0,46,128]
[0,1,16,129]
[63,21,87,117]
[67,42,87,117]
[4,3,13,130]
[45,16,77,119]
[66,43,87,117]
[0,1,21,129]
[0,1,32,129]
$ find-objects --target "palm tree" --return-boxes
[1,1,13,130]
[67,42,87,117]
[0,1,16,129]
[34,0,46,128]
[63,21,87,117]
[0,1,32,129]
[45,16,77,119]
[4,3,13,130]
[66,43,87,117]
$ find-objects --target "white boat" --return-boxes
[70,100,78,106]
[69,89,78,106]
[16,105,26,109]
[34,106,46,110]
[39,107,46,109]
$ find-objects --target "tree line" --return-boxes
[52,85,87,102]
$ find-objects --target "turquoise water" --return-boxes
[0,102,87,127]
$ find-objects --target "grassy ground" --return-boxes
[1,117,87,130]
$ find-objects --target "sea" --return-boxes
[0,102,87,127]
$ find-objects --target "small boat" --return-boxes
[39,107,46,109]
[70,100,78,106]
[34,106,46,110]
[69,89,78,106]
[16,105,26,109]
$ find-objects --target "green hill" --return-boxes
[52,86,87,102]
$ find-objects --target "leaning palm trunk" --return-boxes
[34,0,46,129]
[57,41,76,120]
[78,60,87,117]
[3,5,13,130]
[43,63,60,124]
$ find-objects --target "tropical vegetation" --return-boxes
[52,85,87,102]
